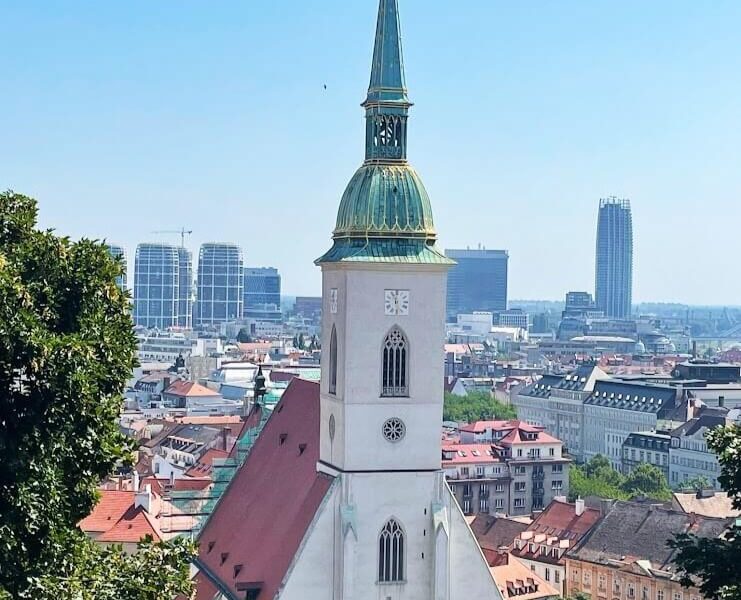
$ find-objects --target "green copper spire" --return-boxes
[363,0,411,163]
[365,0,410,107]
[316,0,452,266]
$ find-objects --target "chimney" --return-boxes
[719,396,725,408]
[132,470,140,492]
[135,484,153,514]
[575,497,585,516]
[600,498,615,515]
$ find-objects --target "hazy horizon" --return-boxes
[3,1,740,304]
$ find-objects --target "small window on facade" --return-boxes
[378,519,405,583]
[382,327,408,397]
[329,325,338,395]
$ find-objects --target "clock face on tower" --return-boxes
[384,289,410,316]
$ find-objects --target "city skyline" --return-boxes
[4,1,741,304]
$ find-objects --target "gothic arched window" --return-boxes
[382,327,408,397]
[329,325,338,395]
[378,519,405,583]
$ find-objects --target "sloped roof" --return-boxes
[164,380,221,398]
[469,515,529,563]
[460,420,542,435]
[97,506,161,543]
[185,448,230,477]
[511,500,601,565]
[142,476,213,495]
[79,490,163,544]
[195,379,334,599]
[78,490,136,533]
[567,500,732,569]
[442,443,502,465]
[672,491,741,519]
[492,556,559,600]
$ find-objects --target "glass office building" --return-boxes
[595,197,633,319]
[133,243,193,329]
[243,267,281,320]
[445,249,509,320]
[106,243,127,292]
[194,243,244,326]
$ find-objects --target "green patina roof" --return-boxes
[365,0,409,107]
[316,237,453,265]
[332,163,435,240]
[318,0,449,266]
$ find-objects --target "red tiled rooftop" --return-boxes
[442,443,503,465]
[168,415,243,425]
[164,380,220,398]
[96,506,161,543]
[185,448,229,477]
[498,428,561,445]
[460,420,543,434]
[78,490,136,533]
[142,476,213,494]
[195,378,334,599]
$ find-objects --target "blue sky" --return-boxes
[2,1,740,304]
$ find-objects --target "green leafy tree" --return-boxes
[620,462,672,501]
[16,536,196,600]
[670,425,741,600]
[568,460,628,502]
[443,391,517,423]
[679,475,711,491]
[0,192,196,598]
[237,327,253,343]
[298,332,305,350]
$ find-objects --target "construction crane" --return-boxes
[151,228,193,247]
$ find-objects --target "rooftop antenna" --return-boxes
[151,227,193,248]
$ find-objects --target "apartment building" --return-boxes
[565,501,731,600]
[510,498,601,597]
[444,420,571,517]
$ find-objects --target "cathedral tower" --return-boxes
[192,3,503,599]
[316,0,453,474]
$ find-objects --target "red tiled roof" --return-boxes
[269,370,298,383]
[79,490,163,544]
[78,490,136,533]
[97,506,161,543]
[460,420,544,434]
[195,379,334,600]
[142,476,213,495]
[528,500,601,538]
[164,380,220,398]
[510,500,602,564]
[185,448,229,477]
[442,443,503,465]
[168,416,243,425]
[498,428,561,445]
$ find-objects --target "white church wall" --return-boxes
[444,485,504,600]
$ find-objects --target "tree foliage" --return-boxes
[237,327,253,343]
[568,455,671,502]
[2,535,197,600]
[670,425,741,600]
[443,391,517,423]
[0,192,196,598]
[620,462,672,501]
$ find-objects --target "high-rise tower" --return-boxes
[194,243,244,326]
[133,243,192,329]
[595,197,633,319]
[105,243,127,292]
